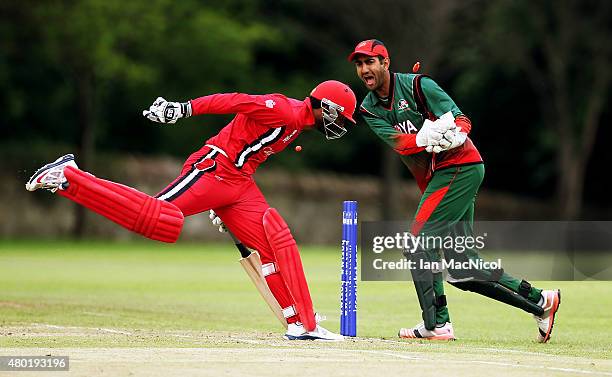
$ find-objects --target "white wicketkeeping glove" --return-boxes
[424,112,466,153]
[209,210,227,233]
[142,97,192,124]
[426,126,467,153]
[416,119,444,147]
[416,111,457,148]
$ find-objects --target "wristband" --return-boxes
[181,102,192,117]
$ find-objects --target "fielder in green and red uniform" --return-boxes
[348,39,561,342]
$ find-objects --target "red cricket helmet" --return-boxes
[310,80,357,140]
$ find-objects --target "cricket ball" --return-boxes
[295,145,302,152]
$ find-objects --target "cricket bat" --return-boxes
[229,232,288,329]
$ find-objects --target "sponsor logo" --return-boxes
[262,146,275,156]
[265,99,276,109]
[397,99,410,111]
[394,120,418,134]
[282,129,298,143]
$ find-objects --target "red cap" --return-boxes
[347,39,389,62]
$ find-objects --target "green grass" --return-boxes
[0,240,610,359]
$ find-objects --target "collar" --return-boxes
[372,71,395,110]
[298,97,315,129]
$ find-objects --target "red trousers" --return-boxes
[155,146,277,260]
[75,145,305,325]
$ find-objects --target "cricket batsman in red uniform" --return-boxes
[26,80,357,341]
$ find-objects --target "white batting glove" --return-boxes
[142,97,192,124]
[209,210,227,233]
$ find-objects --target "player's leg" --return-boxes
[26,154,184,243]
[446,189,560,342]
[214,183,342,340]
[399,166,465,340]
[446,201,544,312]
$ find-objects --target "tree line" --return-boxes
[1,0,610,220]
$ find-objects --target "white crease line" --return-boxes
[22,326,612,376]
[99,328,132,335]
[32,323,132,336]
[360,350,612,376]
[82,311,117,318]
[362,338,554,357]
[234,338,266,345]
[469,346,549,357]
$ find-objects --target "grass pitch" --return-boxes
[1,240,611,376]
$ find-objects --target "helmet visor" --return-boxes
[321,98,347,140]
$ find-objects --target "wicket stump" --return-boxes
[341,200,358,336]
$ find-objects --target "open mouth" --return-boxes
[362,75,375,87]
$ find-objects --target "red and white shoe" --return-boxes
[399,322,455,340]
[26,154,77,193]
[534,289,561,343]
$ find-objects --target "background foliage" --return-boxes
[1,0,610,219]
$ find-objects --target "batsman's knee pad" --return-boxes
[262,207,316,331]
[59,166,184,243]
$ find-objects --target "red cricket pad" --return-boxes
[263,208,316,331]
[58,166,184,243]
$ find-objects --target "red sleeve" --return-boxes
[392,115,470,156]
[455,115,471,134]
[189,93,289,128]
[392,134,426,155]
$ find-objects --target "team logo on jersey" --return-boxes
[397,99,410,111]
[262,146,275,156]
[265,99,276,109]
[394,120,418,134]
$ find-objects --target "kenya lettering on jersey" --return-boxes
[189,93,311,176]
[360,72,482,191]
[394,119,418,134]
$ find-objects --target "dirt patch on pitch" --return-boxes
[2,347,612,377]
[1,325,611,377]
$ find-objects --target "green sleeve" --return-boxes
[420,77,463,118]
[361,111,399,149]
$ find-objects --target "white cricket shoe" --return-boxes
[533,289,561,343]
[26,154,78,193]
[283,313,344,341]
[399,322,455,340]
[284,323,344,341]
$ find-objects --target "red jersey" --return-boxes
[189,93,313,176]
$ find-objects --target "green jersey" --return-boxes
[360,72,482,191]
